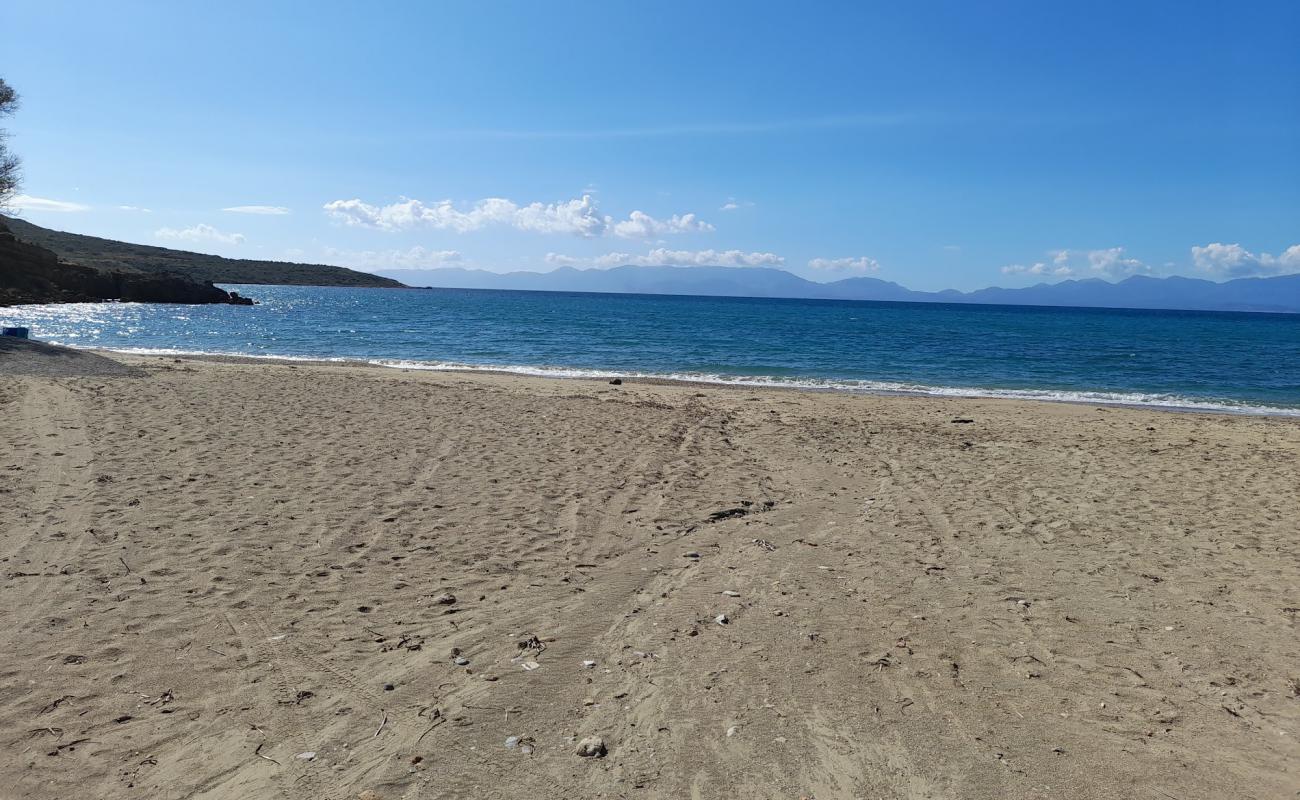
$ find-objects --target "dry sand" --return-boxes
[1,344,1298,799]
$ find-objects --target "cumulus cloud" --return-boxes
[321,246,463,270]
[223,205,290,215]
[546,248,784,269]
[1191,242,1300,278]
[323,194,711,240]
[9,194,90,212]
[1085,247,1150,277]
[807,256,880,274]
[611,211,713,238]
[154,223,245,246]
[1002,247,1145,279]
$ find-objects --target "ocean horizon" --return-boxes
[5,283,1299,416]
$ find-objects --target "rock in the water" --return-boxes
[575,736,607,758]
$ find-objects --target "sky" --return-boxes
[3,1,1298,291]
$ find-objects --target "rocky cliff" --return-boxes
[0,219,253,306]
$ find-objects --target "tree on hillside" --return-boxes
[0,79,19,208]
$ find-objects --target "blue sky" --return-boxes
[4,1,1298,290]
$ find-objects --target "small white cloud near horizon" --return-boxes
[807,256,880,275]
[223,205,291,215]
[323,194,712,240]
[1001,262,1074,277]
[117,205,152,213]
[1086,247,1150,277]
[546,248,784,269]
[321,245,463,270]
[8,194,90,213]
[1191,242,1300,278]
[1002,247,1146,279]
[155,223,245,246]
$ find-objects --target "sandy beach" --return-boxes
[2,344,1298,800]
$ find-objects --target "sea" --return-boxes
[5,284,1299,416]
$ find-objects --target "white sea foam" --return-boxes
[50,344,1300,417]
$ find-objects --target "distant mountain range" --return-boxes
[4,216,1295,312]
[379,265,1300,313]
[3,217,401,288]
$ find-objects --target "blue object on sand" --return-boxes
[2,327,29,338]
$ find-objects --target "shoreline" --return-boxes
[79,344,1300,419]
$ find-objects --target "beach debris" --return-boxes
[516,634,546,654]
[684,551,701,559]
[721,590,741,597]
[505,735,535,754]
[951,418,975,424]
[575,736,607,758]
[709,507,750,522]
[715,614,729,625]
[296,751,317,761]
[581,659,597,668]
[453,656,470,666]
[752,538,778,551]
[608,378,623,385]
[520,661,541,671]
[432,593,456,605]
[726,725,740,738]
[253,742,280,765]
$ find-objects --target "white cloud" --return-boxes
[321,246,463,270]
[154,223,245,246]
[611,210,713,238]
[1085,247,1150,277]
[1191,242,1300,278]
[719,198,753,212]
[1003,247,1144,279]
[9,194,90,212]
[1001,262,1074,277]
[323,194,711,240]
[324,195,597,236]
[223,205,291,215]
[117,205,152,213]
[808,256,880,274]
[546,248,783,269]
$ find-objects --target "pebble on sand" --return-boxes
[575,736,607,758]
[433,593,456,605]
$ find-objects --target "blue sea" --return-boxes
[5,285,1300,415]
